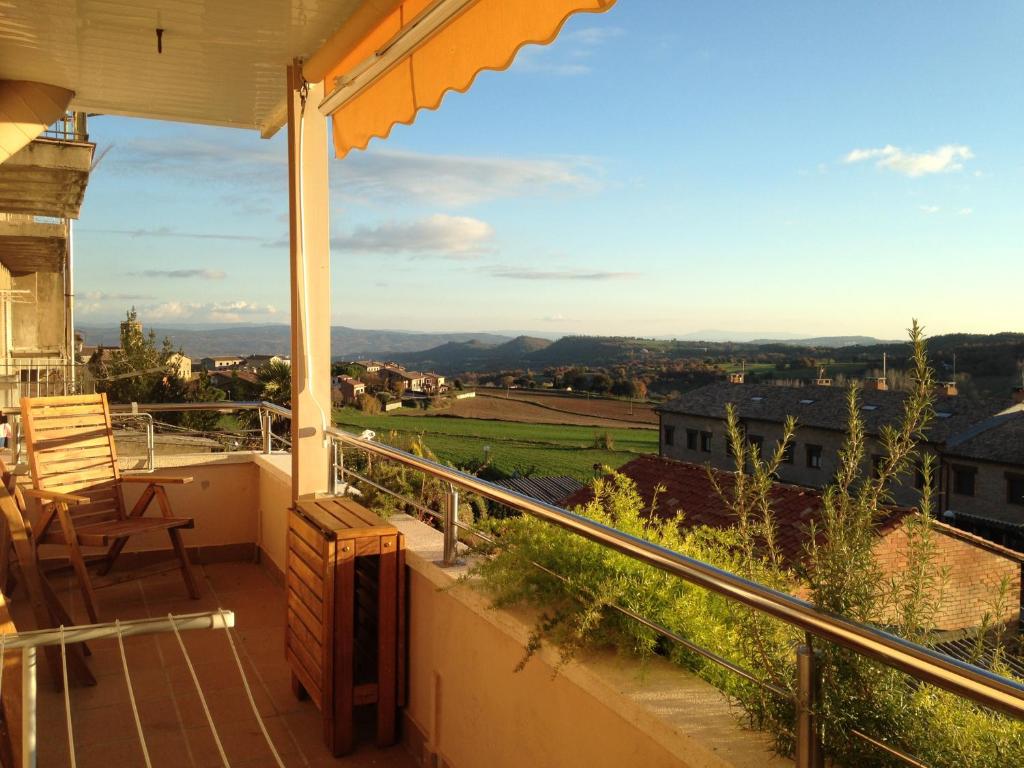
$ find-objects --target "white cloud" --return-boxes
[918,205,940,214]
[843,144,974,177]
[144,301,277,323]
[486,266,639,281]
[958,207,973,216]
[335,150,600,207]
[541,313,569,322]
[332,214,494,258]
[79,291,154,301]
[131,269,227,280]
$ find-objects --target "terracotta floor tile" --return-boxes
[10,560,416,768]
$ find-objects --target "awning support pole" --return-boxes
[286,64,332,502]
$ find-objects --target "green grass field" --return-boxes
[333,408,657,480]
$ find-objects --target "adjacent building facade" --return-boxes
[0,112,95,407]
[657,378,1024,550]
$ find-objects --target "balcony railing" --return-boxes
[6,399,1023,767]
[0,360,93,404]
[39,111,89,143]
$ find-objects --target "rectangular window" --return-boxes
[663,425,675,447]
[952,465,976,497]
[700,431,712,453]
[806,444,822,469]
[686,429,698,451]
[1007,473,1024,506]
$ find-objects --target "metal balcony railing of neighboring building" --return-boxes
[3,400,1023,768]
[0,360,94,404]
[39,111,89,143]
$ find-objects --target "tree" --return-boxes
[257,360,292,407]
[93,308,182,404]
[357,393,381,414]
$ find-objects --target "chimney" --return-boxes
[1013,387,1024,406]
[935,381,958,397]
[728,372,745,385]
[863,377,888,392]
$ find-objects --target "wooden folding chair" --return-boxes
[20,394,199,623]
[0,457,95,689]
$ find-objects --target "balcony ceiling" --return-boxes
[0,0,368,136]
[0,139,94,218]
[0,218,67,273]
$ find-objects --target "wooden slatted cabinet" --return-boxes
[286,496,406,756]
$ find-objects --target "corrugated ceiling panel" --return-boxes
[0,0,364,133]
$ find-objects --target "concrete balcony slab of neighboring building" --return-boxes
[0,137,95,219]
[0,215,68,272]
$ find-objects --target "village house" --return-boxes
[562,454,1023,632]
[239,353,289,371]
[333,374,366,405]
[207,368,261,400]
[422,372,447,394]
[657,377,1024,549]
[352,360,383,373]
[167,352,192,380]
[380,365,425,393]
[201,355,245,370]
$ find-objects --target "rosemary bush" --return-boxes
[473,322,1024,766]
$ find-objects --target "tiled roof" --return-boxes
[944,408,1024,466]
[560,454,1024,567]
[657,382,999,444]
[495,476,585,506]
[559,455,909,568]
[209,369,258,384]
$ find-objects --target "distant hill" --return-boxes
[393,335,552,370]
[749,336,899,348]
[76,324,513,360]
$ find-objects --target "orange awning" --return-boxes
[0,80,74,164]
[318,0,617,158]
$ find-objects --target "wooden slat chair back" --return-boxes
[24,394,122,532]
[20,394,200,622]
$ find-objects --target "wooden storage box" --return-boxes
[286,496,406,755]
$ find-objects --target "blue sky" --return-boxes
[74,2,1023,338]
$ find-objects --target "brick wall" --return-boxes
[872,525,1021,631]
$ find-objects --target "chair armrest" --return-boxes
[120,475,194,485]
[23,489,89,505]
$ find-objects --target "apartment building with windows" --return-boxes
[657,377,1024,549]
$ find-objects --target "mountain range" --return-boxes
[76,324,514,360]
[76,323,909,369]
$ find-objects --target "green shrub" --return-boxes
[473,321,1024,766]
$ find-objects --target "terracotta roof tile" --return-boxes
[560,454,912,568]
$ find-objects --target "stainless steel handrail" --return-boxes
[7,399,1023,726]
[325,423,1024,720]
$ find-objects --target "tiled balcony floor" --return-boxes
[8,560,416,768]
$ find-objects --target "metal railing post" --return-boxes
[328,439,339,496]
[144,414,155,472]
[22,645,36,768]
[795,641,823,768]
[260,408,272,454]
[443,484,460,566]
